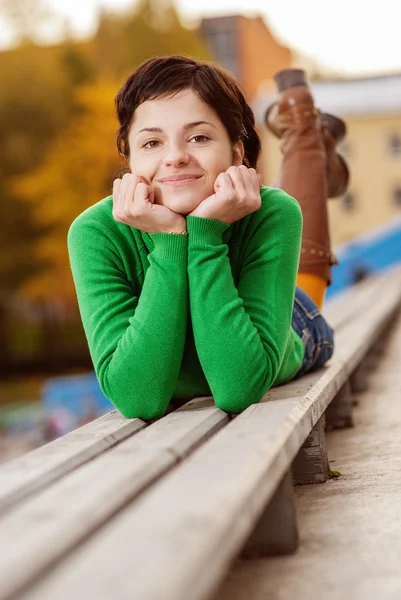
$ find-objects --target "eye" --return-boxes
[143,140,160,150]
[190,135,210,143]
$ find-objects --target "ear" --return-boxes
[232,141,245,166]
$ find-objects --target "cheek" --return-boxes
[204,150,233,181]
[129,153,154,179]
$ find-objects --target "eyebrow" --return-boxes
[136,120,217,135]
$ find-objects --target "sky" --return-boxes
[1,0,401,75]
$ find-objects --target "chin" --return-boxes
[161,192,207,216]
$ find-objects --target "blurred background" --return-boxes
[1,0,400,462]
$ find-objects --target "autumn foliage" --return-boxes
[0,1,211,302]
[0,0,212,366]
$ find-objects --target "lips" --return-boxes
[158,174,202,184]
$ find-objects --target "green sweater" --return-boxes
[68,186,305,419]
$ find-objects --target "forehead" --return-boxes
[130,88,221,131]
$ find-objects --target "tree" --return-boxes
[0,42,75,360]
[13,80,124,309]
[94,0,212,78]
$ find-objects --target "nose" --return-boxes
[163,140,190,167]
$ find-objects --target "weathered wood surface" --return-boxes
[323,273,387,329]
[0,397,228,600]
[0,411,146,516]
[292,415,329,484]
[0,271,386,518]
[18,271,401,600]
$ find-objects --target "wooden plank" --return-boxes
[0,268,385,518]
[292,415,329,484]
[0,397,228,600]
[0,411,146,516]
[19,271,401,600]
[323,274,385,329]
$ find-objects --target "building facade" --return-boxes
[200,15,292,101]
[253,74,401,244]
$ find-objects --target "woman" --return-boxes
[68,56,349,420]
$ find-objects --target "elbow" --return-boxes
[100,376,169,421]
[213,364,277,414]
[116,402,166,421]
[213,385,268,414]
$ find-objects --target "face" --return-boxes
[128,88,243,214]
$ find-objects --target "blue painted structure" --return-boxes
[42,372,113,432]
[327,215,401,299]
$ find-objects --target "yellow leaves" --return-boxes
[14,79,124,303]
[3,2,213,306]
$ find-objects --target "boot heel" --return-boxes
[274,69,307,92]
[320,113,347,144]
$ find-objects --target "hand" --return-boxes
[188,166,262,224]
[112,174,187,233]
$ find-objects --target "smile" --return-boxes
[158,175,203,186]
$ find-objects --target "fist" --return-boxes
[188,166,262,224]
[112,173,186,234]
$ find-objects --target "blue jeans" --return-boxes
[291,286,335,378]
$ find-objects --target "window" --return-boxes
[393,187,401,207]
[343,192,356,211]
[389,133,401,157]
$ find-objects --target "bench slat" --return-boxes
[0,411,145,516]
[18,268,401,600]
[323,273,385,328]
[0,272,385,516]
[0,398,228,600]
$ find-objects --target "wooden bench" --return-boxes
[1,265,401,600]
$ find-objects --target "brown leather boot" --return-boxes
[265,68,337,285]
[266,89,350,199]
[320,113,350,198]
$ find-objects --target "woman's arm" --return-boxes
[68,218,188,420]
[186,188,302,413]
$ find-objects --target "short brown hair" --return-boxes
[115,55,261,168]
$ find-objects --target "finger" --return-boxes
[134,182,150,214]
[112,178,121,201]
[248,168,261,195]
[241,166,259,196]
[115,175,131,220]
[117,173,130,215]
[227,165,247,199]
[145,184,154,204]
[124,174,139,215]
[214,171,234,193]
[112,178,123,221]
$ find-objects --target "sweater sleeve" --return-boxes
[186,188,302,413]
[68,218,188,420]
